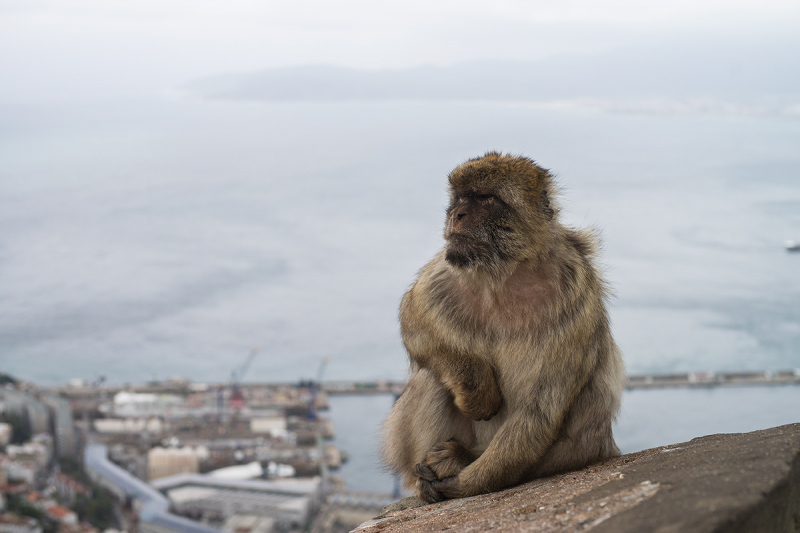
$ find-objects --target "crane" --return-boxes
[305,356,331,488]
[229,348,259,411]
[306,356,329,421]
[232,347,259,384]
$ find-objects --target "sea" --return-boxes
[1,96,799,493]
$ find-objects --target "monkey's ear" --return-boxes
[540,190,555,221]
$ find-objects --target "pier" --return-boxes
[322,369,800,395]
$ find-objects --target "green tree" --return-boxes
[57,457,91,485]
[73,488,117,530]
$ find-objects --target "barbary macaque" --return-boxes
[382,152,625,503]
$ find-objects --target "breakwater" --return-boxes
[322,369,800,395]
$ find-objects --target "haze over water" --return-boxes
[2,98,798,384]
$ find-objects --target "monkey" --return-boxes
[381,152,625,503]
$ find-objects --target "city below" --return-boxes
[1,368,799,533]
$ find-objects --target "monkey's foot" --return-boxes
[424,439,476,479]
[413,440,474,503]
[413,463,463,503]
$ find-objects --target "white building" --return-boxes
[220,515,274,533]
[147,447,207,481]
[0,514,42,533]
[111,392,183,417]
[151,474,322,532]
[248,418,286,437]
[0,424,11,447]
[208,462,262,481]
[94,418,163,434]
[6,440,51,469]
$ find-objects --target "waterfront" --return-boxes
[2,369,798,533]
[328,385,800,494]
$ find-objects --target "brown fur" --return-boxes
[381,152,625,502]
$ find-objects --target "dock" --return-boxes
[322,369,800,395]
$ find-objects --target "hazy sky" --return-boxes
[2,1,800,386]
[2,0,800,103]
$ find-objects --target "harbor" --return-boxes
[320,369,800,396]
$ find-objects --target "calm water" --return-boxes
[329,386,800,494]
[1,97,799,491]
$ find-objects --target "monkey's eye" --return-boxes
[476,194,496,205]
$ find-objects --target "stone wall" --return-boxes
[356,423,800,532]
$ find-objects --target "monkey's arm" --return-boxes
[400,288,502,421]
[397,255,506,421]
[424,349,502,422]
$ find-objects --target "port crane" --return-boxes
[306,356,329,421]
[228,348,259,411]
[306,356,331,486]
[232,347,259,385]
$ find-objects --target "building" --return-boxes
[39,395,77,458]
[147,448,201,481]
[84,445,221,533]
[220,515,274,533]
[0,391,49,436]
[151,474,322,532]
[248,418,286,437]
[93,418,163,435]
[4,460,36,485]
[52,472,91,505]
[0,513,42,533]
[111,393,183,418]
[5,439,51,470]
[0,424,11,447]
[44,504,78,527]
[309,492,396,533]
[207,462,262,481]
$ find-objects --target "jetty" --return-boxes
[322,369,800,395]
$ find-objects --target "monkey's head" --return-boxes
[444,152,558,270]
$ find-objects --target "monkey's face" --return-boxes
[444,191,516,269]
[443,153,557,270]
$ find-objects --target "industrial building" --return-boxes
[0,390,50,436]
[85,445,322,533]
[39,395,77,458]
[151,474,322,532]
[84,445,220,533]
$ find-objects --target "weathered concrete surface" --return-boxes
[355,423,800,533]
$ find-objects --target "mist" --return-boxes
[1,1,800,385]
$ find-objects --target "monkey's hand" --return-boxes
[447,363,502,421]
[412,440,475,503]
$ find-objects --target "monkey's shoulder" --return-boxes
[563,227,601,261]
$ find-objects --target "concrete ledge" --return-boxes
[355,423,800,532]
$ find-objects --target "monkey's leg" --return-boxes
[416,408,560,501]
[381,369,474,492]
